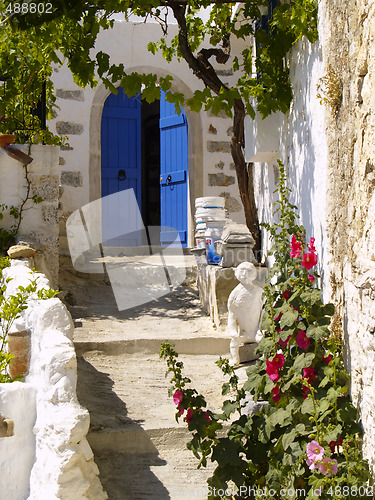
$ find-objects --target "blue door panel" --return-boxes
[101,88,142,246]
[159,91,188,247]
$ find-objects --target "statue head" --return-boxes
[234,262,257,285]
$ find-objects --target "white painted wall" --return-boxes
[245,22,329,295]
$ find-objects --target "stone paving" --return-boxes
[61,261,247,499]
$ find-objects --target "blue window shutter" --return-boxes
[159,91,188,247]
[101,88,142,246]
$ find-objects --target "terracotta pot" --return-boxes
[0,134,16,148]
[7,330,31,379]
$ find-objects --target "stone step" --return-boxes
[76,352,234,499]
[75,336,231,356]
[92,449,216,500]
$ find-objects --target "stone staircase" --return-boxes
[60,257,239,500]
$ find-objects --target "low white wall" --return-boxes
[0,259,107,500]
[0,382,36,499]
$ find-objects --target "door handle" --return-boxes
[118,169,126,181]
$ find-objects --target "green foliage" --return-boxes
[160,160,372,499]
[0,274,59,382]
[1,0,318,123]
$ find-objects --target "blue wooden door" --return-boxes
[159,91,188,247]
[101,88,142,246]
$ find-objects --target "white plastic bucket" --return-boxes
[195,196,225,209]
[195,207,226,219]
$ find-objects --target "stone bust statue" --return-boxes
[226,262,263,365]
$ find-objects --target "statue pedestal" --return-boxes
[197,263,268,331]
[238,342,259,364]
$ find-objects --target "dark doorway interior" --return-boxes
[141,99,160,228]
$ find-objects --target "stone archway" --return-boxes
[88,67,204,247]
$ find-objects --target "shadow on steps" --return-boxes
[76,357,170,500]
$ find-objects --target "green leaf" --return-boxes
[301,396,314,414]
[282,428,297,451]
[280,308,298,328]
[211,438,245,466]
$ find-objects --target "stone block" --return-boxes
[31,175,59,201]
[59,157,66,166]
[8,244,36,259]
[208,124,217,134]
[208,173,235,186]
[207,140,231,153]
[42,205,59,225]
[61,171,83,187]
[219,192,242,212]
[56,121,84,135]
[215,161,224,170]
[197,265,239,330]
[238,342,259,364]
[215,243,257,268]
[56,89,85,101]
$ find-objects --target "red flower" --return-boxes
[308,274,315,283]
[186,408,193,423]
[308,237,316,253]
[266,354,285,382]
[296,330,310,350]
[282,290,292,300]
[271,385,281,403]
[329,438,343,454]
[323,354,332,365]
[290,235,302,258]
[302,252,318,270]
[303,367,316,384]
[278,335,291,348]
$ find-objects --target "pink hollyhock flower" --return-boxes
[186,408,193,423]
[308,274,315,283]
[317,458,338,477]
[323,354,332,365]
[303,367,316,384]
[296,330,310,350]
[302,252,318,270]
[271,385,281,403]
[290,235,302,258]
[272,353,285,370]
[278,335,291,348]
[178,406,184,415]
[306,441,325,463]
[308,237,316,253]
[282,290,292,300]
[204,411,211,422]
[173,390,183,405]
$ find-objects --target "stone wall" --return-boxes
[246,0,375,473]
[0,145,60,288]
[0,259,107,499]
[322,0,375,472]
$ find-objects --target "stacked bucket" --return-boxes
[194,197,228,264]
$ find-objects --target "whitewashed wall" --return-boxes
[0,260,107,499]
[245,18,329,296]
